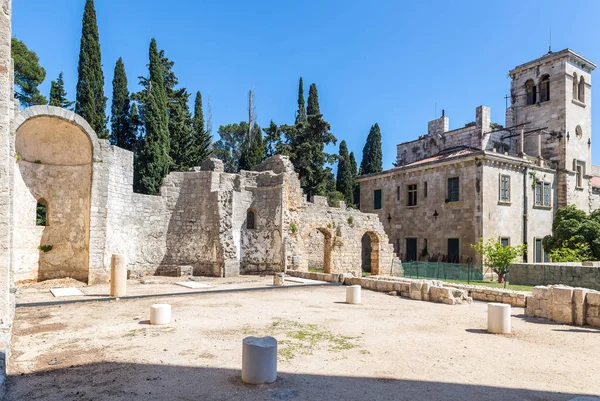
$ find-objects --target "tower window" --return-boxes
[36,201,47,226]
[578,76,585,103]
[447,177,459,202]
[407,184,417,206]
[525,79,536,105]
[246,209,256,229]
[539,75,550,102]
[573,73,578,100]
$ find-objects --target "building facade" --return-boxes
[358,49,599,264]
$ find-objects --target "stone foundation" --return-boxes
[525,285,600,327]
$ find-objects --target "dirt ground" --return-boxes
[7,277,600,401]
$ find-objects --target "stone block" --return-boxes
[532,286,551,298]
[200,158,224,172]
[429,286,452,303]
[573,288,587,326]
[586,291,600,306]
[421,281,431,301]
[409,281,423,301]
[375,280,394,293]
[551,286,573,305]
[176,265,193,277]
[551,304,573,325]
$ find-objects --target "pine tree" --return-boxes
[168,88,193,171]
[360,123,383,175]
[130,103,141,146]
[214,122,247,173]
[49,72,74,109]
[75,0,107,138]
[306,83,320,116]
[295,77,306,124]
[11,37,47,107]
[263,120,281,158]
[349,151,359,207]
[190,91,212,166]
[239,123,265,171]
[336,140,354,206]
[110,58,135,150]
[134,39,170,195]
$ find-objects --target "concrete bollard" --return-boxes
[110,254,128,297]
[242,336,277,384]
[150,304,171,325]
[273,273,285,286]
[488,303,511,334]
[346,285,361,304]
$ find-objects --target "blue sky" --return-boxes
[12,0,600,168]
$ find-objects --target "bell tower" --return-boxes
[506,49,596,210]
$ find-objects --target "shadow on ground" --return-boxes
[6,362,595,401]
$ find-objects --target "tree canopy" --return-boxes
[11,37,47,107]
[49,72,74,109]
[543,205,600,261]
[360,123,383,175]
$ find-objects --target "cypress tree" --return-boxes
[75,0,107,138]
[295,77,306,123]
[263,120,281,158]
[239,123,265,171]
[49,72,74,109]
[336,140,354,206]
[110,58,135,150]
[306,83,320,116]
[130,103,141,145]
[349,151,359,206]
[168,88,193,171]
[190,91,212,166]
[360,123,383,175]
[134,39,170,195]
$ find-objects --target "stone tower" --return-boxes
[506,49,596,210]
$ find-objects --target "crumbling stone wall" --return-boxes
[525,284,600,327]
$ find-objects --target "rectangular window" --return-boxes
[396,186,400,201]
[424,182,428,198]
[373,189,382,210]
[447,238,459,262]
[447,177,459,202]
[500,237,509,247]
[543,182,551,206]
[535,239,545,263]
[535,181,543,206]
[499,175,510,202]
[407,184,417,206]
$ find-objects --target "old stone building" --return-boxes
[358,49,599,264]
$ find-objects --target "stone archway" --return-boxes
[362,231,380,275]
[306,228,332,274]
[13,108,96,283]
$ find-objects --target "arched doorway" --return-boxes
[14,115,93,283]
[362,232,380,275]
[306,228,332,273]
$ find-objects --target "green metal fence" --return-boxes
[398,261,484,282]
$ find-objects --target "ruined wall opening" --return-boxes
[307,228,331,273]
[14,116,93,283]
[361,232,380,275]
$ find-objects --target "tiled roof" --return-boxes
[591,176,600,188]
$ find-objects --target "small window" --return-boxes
[525,79,537,105]
[500,238,510,248]
[499,175,510,202]
[424,182,428,198]
[447,177,459,202]
[543,182,551,206]
[576,163,584,188]
[246,210,256,229]
[373,189,382,210]
[534,181,543,206]
[396,186,400,202]
[578,76,585,103]
[539,75,550,102]
[535,239,548,263]
[36,201,47,226]
[576,125,583,139]
[573,73,578,100]
[407,184,417,206]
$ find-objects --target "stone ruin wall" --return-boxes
[510,262,600,291]
[525,284,600,327]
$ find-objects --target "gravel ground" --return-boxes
[6,278,600,401]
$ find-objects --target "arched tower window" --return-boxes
[578,76,585,103]
[525,79,536,105]
[539,75,550,102]
[573,73,578,100]
[246,209,256,230]
[36,200,47,226]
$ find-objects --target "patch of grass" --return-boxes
[308,268,324,273]
[269,319,362,362]
[442,279,532,292]
[362,272,372,277]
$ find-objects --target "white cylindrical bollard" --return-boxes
[273,273,285,287]
[242,336,277,384]
[110,254,128,297]
[150,304,171,325]
[346,285,361,304]
[488,303,511,334]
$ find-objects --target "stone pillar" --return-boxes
[346,285,361,304]
[150,304,171,325]
[242,336,277,384]
[487,303,511,334]
[110,254,128,297]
